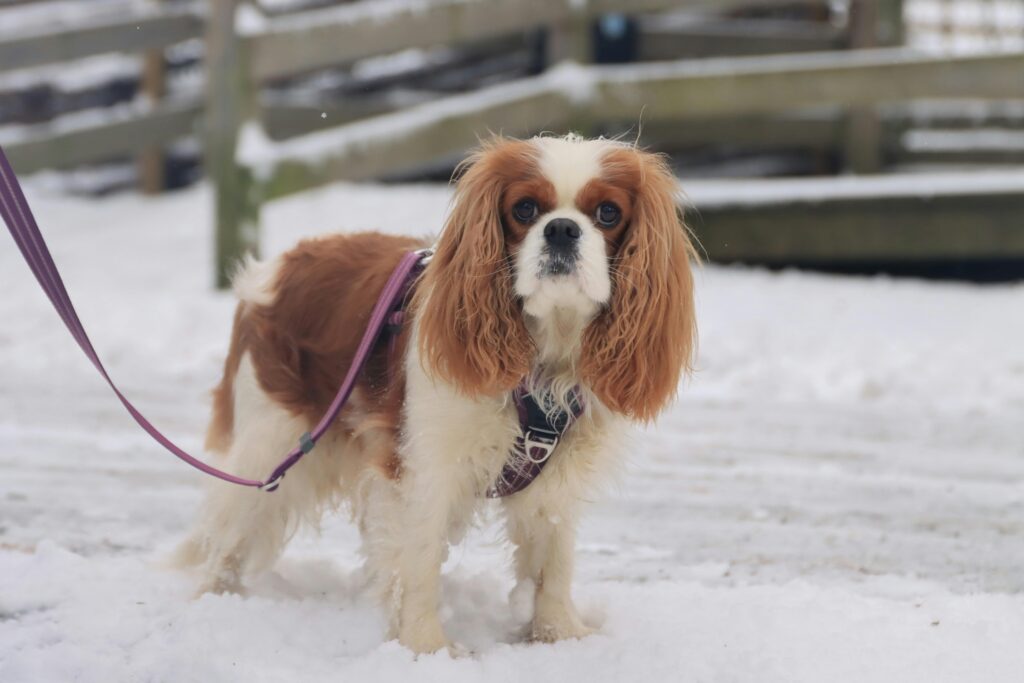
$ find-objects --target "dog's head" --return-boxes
[416,134,697,421]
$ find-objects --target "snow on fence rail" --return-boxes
[216,32,1024,283]
[207,0,717,285]
[209,0,918,285]
[0,1,206,191]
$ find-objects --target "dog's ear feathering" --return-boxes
[580,148,698,421]
[414,138,535,396]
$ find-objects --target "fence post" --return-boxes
[205,0,261,289]
[548,2,591,65]
[844,0,903,174]
[138,2,167,195]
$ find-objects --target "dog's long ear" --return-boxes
[414,139,534,396]
[580,149,697,421]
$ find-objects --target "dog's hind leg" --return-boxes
[175,353,342,594]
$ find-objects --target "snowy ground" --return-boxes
[1,179,1023,682]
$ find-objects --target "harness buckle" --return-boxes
[260,475,284,492]
[414,247,435,265]
[521,428,560,464]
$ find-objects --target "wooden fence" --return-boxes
[1,0,1023,284]
[0,1,205,192]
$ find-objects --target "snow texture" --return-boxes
[2,178,1023,680]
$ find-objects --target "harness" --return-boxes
[0,145,582,497]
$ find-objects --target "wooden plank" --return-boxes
[205,0,262,289]
[0,7,203,72]
[638,20,844,60]
[593,50,1024,122]
[636,113,845,150]
[248,0,573,81]
[260,88,571,200]
[248,49,1023,199]
[687,175,1024,263]
[138,3,169,195]
[246,0,773,81]
[262,100,401,139]
[2,99,201,173]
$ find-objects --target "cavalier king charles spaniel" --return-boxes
[176,134,697,653]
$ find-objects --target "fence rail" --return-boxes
[1,98,202,173]
[245,49,1024,202]
[0,7,203,72]
[3,0,1023,286]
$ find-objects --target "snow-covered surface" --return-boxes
[681,167,1024,207]
[2,179,1023,680]
[904,129,1024,152]
[0,54,142,94]
[0,0,150,35]
[907,0,1024,52]
[237,64,587,178]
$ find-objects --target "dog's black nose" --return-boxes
[544,218,582,249]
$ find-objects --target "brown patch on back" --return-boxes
[207,232,428,478]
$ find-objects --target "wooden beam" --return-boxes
[687,174,1024,263]
[2,99,201,173]
[638,20,844,60]
[635,113,845,150]
[138,2,170,195]
[246,50,1024,200]
[247,0,572,81]
[259,87,571,200]
[206,0,262,289]
[593,50,1024,122]
[0,8,203,72]
[245,0,749,82]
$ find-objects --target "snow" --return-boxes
[0,54,142,94]
[682,168,1024,207]
[252,0,462,35]
[903,129,1024,152]
[238,71,566,179]
[0,0,151,34]
[907,0,1024,52]
[3,182,1024,678]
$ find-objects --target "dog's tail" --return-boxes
[205,303,246,454]
[205,256,282,454]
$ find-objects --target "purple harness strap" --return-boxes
[488,384,586,498]
[0,144,428,493]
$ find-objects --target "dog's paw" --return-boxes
[398,618,451,655]
[195,574,245,598]
[531,603,595,643]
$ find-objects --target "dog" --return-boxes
[176,134,697,653]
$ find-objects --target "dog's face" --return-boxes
[416,135,697,421]
[503,136,627,320]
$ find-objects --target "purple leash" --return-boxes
[0,145,428,492]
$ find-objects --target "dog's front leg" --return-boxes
[392,453,475,655]
[505,499,593,643]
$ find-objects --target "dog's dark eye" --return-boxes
[512,199,539,223]
[596,202,621,228]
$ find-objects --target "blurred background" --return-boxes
[2,0,1022,285]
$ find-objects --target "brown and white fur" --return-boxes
[175,134,697,654]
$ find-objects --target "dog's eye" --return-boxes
[512,199,539,223]
[596,202,621,228]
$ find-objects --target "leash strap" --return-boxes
[0,145,426,492]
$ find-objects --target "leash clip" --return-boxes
[414,247,435,265]
[260,475,284,492]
